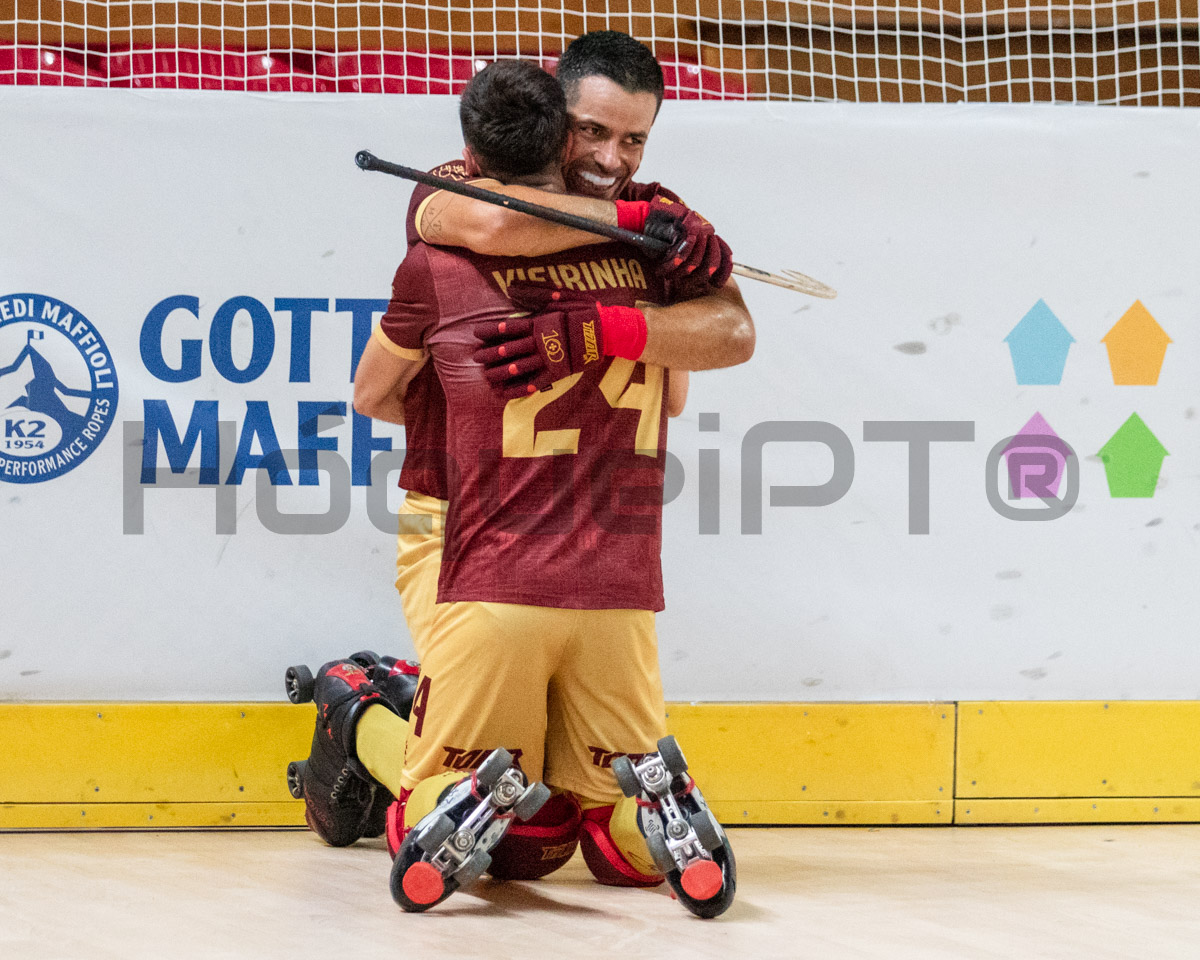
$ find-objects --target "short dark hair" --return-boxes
[557,31,664,108]
[459,60,569,179]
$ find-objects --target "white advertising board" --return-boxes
[1,89,1196,700]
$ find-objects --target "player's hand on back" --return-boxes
[473,281,647,399]
[473,289,598,399]
[643,193,734,292]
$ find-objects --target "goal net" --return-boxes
[3,1,1198,105]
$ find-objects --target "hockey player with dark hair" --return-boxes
[293,41,748,919]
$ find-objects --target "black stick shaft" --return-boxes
[354,150,669,255]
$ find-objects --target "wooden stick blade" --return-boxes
[732,264,838,299]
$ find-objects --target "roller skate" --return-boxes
[283,659,400,847]
[347,650,421,716]
[611,736,737,919]
[390,747,551,912]
[345,650,421,839]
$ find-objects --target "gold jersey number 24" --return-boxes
[501,358,664,458]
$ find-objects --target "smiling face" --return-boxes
[561,75,660,201]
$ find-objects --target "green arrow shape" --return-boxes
[1097,413,1168,498]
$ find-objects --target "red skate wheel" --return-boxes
[402,862,445,905]
[680,859,723,901]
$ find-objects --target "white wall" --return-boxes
[1,89,1196,700]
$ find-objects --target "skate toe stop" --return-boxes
[681,860,723,901]
[403,862,446,905]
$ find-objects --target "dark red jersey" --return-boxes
[380,237,672,612]
[395,159,496,500]
[391,162,684,508]
[393,363,446,500]
[404,158,494,247]
[622,179,682,205]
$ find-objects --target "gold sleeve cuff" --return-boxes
[372,325,426,361]
[414,178,505,242]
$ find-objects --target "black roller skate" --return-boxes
[611,736,736,919]
[348,650,421,716]
[390,748,551,912]
[346,650,421,839]
[283,659,400,847]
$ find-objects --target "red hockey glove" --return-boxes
[642,193,733,291]
[473,283,647,400]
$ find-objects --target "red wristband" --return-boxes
[614,200,650,232]
[597,304,648,361]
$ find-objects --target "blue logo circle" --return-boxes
[0,294,120,484]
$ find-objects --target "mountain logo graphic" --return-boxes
[0,294,120,484]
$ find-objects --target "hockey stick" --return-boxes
[355,150,837,299]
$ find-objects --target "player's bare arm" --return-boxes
[419,182,620,257]
[475,278,752,399]
[667,370,689,417]
[352,331,427,425]
[639,280,754,371]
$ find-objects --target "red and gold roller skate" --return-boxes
[390,748,550,912]
[612,736,737,919]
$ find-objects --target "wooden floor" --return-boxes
[3,825,1198,959]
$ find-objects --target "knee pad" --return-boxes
[578,800,664,888]
[386,771,462,859]
[487,792,582,881]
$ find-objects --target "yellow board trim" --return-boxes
[957,799,1200,824]
[2,700,1199,829]
[0,802,304,830]
[710,801,950,825]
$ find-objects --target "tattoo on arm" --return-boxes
[423,212,445,242]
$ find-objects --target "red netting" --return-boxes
[0,42,747,98]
